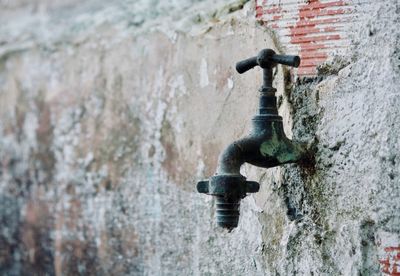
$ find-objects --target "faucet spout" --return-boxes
[216,120,306,176]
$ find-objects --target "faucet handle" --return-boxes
[235,56,258,74]
[236,49,300,74]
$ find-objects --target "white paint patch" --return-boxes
[168,74,187,99]
[227,77,234,90]
[199,58,209,88]
[196,159,205,178]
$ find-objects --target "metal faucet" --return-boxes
[197,49,308,230]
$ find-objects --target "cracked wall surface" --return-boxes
[0,0,399,275]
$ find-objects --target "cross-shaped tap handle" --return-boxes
[236,49,300,74]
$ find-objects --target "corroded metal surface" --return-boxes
[197,49,307,229]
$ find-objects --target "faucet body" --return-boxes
[197,49,307,230]
[216,100,306,176]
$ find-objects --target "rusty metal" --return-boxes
[197,49,308,230]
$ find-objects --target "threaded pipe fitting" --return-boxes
[215,196,240,229]
[197,175,259,230]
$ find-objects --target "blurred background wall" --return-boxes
[0,0,399,275]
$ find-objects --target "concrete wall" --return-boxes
[0,0,399,275]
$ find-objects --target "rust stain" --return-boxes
[20,198,55,274]
[160,118,199,190]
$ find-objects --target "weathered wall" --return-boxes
[0,0,399,275]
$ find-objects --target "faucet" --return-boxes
[197,49,308,230]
